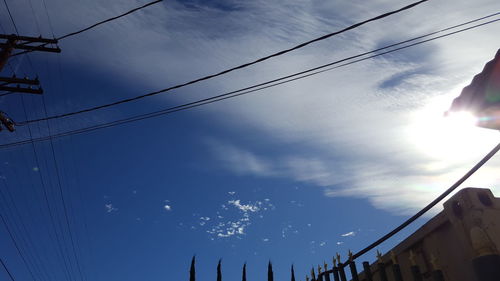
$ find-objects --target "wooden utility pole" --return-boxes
[0,33,61,132]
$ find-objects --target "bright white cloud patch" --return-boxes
[228,200,260,213]
[164,205,172,211]
[197,197,275,239]
[341,231,356,237]
[105,204,117,213]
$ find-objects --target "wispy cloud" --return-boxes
[10,0,499,216]
[105,204,117,213]
[341,231,356,237]
[203,198,274,239]
[228,200,260,212]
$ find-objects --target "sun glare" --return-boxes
[406,94,498,162]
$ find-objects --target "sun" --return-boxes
[406,94,499,162]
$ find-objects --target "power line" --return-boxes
[2,14,498,148]
[7,148,72,281]
[58,0,163,40]
[16,0,430,124]
[2,0,19,34]
[39,95,87,281]
[19,95,80,281]
[1,0,37,74]
[0,178,53,281]
[27,0,42,35]
[1,257,16,281]
[39,0,55,38]
[10,0,164,57]
[0,205,38,281]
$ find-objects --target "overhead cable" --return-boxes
[16,0,431,124]
[1,15,497,148]
[0,210,38,281]
[9,0,164,57]
[2,0,20,34]
[19,95,82,281]
[57,0,163,40]
[1,257,16,281]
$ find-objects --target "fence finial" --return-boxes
[318,264,322,274]
[390,251,398,265]
[242,263,247,281]
[217,259,222,281]
[268,261,274,281]
[324,261,328,271]
[306,275,310,281]
[376,250,383,263]
[430,254,440,270]
[348,250,353,262]
[336,253,341,265]
[189,256,196,281]
[409,250,417,266]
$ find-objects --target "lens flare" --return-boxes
[406,95,499,162]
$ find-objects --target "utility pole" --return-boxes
[0,33,61,132]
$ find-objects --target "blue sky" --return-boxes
[1,0,500,281]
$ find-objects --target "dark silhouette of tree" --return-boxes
[190,256,196,281]
[291,264,296,281]
[268,261,274,281]
[242,263,247,281]
[217,259,222,281]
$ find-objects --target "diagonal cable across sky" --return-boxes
[14,0,431,125]
[2,13,498,148]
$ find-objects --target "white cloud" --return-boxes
[164,205,172,211]
[341,231,356,237]
[228,199,260,213]
[204,198,274,239]
[105,204,117,213]
[8,0,500,215]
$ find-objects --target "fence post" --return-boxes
[332,257,340,281]
[323,262,331,281]
[409,251,423,281]
[430,254,445,281]
[377,251,389,281]
[317,265,324,281]
[348,251,360,281]
[391,251,404,281]
[362,261,373,281]
[336,254,347,281]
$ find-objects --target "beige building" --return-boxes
[361,187,500,281]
